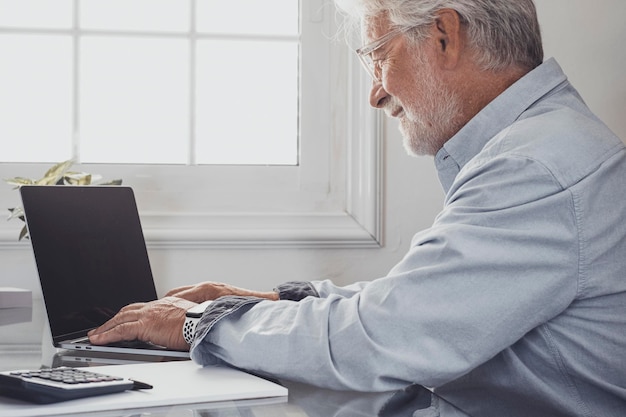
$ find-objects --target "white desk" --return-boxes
[0,298,470,417]
[0,361,288,417]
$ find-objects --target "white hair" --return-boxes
[335,0,543,71]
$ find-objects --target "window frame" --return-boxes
[0,1,383,250]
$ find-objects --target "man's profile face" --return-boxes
[365,14,464,156]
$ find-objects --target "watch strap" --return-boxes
[183,315,200,345]
[183,300,213,345]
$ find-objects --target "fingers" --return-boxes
[88,320,143,345]
[165,285,192,297]
[88,297,195,351]
[167,287,197,301]
[167,282,279,303]
[89,303,143,336]
[88,302,143,335]
[166,282,219,303]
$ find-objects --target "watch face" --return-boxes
[186,300,212,318]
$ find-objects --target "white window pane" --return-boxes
[80,37,189,164]
[196,0,298,36]
[196,40,298,165]
[0,35,72,162]
[80,0,189,32]
[0,0,72,29]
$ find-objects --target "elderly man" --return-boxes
[89,1,626,415]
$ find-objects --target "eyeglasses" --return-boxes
[356,25,419,81]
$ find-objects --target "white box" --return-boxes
[0,287,32,309]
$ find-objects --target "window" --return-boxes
[0,0,383,249]
[0,0,298,165]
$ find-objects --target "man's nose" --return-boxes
[369,80,389,109]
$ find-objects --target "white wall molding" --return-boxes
[140,211,379,249]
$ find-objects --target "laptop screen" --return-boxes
[20,186,158,343]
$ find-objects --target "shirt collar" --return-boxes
[434,58,568,193]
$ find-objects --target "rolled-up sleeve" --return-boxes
[274,281,319,301]
[189,152,580,391]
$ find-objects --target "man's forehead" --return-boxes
[361,13,391,42]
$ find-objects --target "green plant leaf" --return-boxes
[18,225,29,241]
[99,179,123,186]
[63,172,92,185]
[7,207,25,221]
[37,159,74,185]
[36,175,61,186]
[42,159,74,179]
[4,177,34,189]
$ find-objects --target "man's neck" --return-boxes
[457,65,529,126]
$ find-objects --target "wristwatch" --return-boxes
[183,300,213,345]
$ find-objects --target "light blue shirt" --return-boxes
[191,58,626,417]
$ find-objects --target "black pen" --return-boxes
[131,379,153,390]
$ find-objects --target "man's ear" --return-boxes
[430,8,463,69]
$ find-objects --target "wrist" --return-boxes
[257,290,280,301]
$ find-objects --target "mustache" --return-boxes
[383,98,404,118]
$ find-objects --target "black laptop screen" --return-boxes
[20,186,158,342]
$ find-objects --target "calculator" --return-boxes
[0,366,145,404]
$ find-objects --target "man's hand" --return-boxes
[166,281,279,303]
[88,297,197,351]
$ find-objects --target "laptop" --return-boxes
[20,185,189,359]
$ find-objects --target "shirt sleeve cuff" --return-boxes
[194,296,262,340]
[189,296,263,362]
[274,281,320,301]
[189,284,319,365]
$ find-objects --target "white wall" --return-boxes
[1,1,624,297]
[536,0,626,141]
